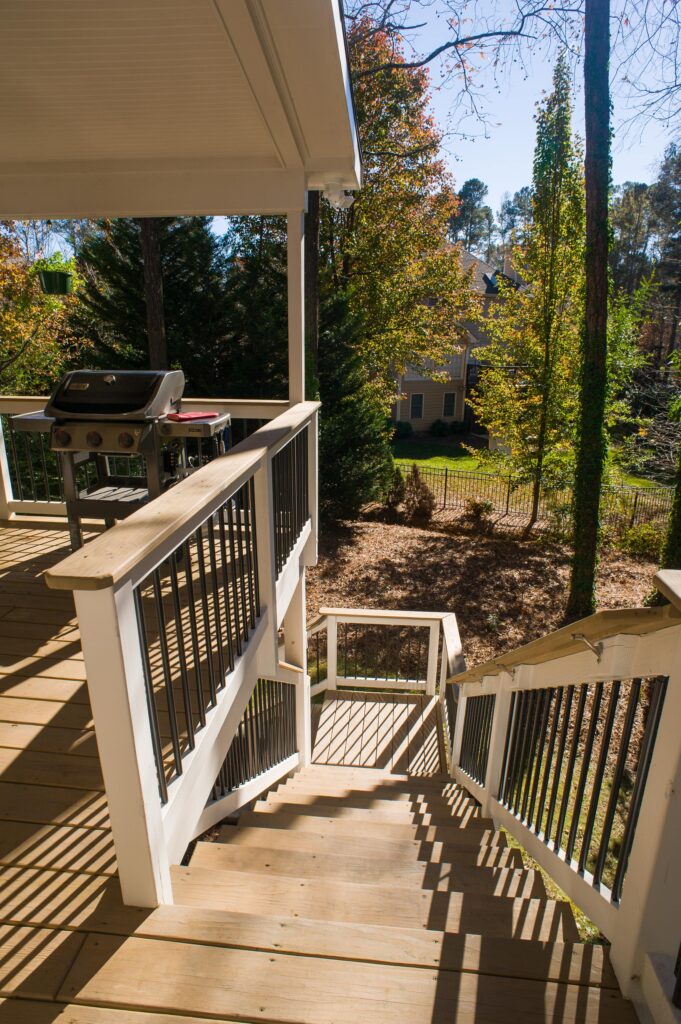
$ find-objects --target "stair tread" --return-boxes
[191,840,546,897]
[59,931,635,1024]
[257,795,482,825]
[214,823,523,867]
[173,864,580,942]
[267,788,479,815]
[278,779,477,804]
[241,807,502,846]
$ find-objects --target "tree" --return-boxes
[449,178,495,256]
[649,145,681,367]
[321,20,478,408]
[75,217,234,394]
[137,218,168,370]
[567,0,611,620]
[467,55,585,530]
[610,182,655,295]
[498,186,533,255]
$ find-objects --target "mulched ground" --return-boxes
[306,513,657,669]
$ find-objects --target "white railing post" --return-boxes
[73,583,171,907]
[304,408,318,567]
[481,674,513,819]
[326,614,338,690]
[0,417,14,520]
[284,573,311,767]
[450,685,467,776]
[425,619,440,695]
[253,454,278,676]
[609,643,681,1004]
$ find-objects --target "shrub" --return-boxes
[385,464,406,510]
[394,420,413,439]
[403,464,436,522]
[619,522,664,561]
[430,418,449,437]
[448,420,466,435]
[462,498,495,531]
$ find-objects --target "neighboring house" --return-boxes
[394,250,522,433]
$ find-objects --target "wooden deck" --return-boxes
[0,521,639,1023]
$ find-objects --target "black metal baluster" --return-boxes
[152,569,183,779]
[206,515,227,690]
[612,676,668,903]
[249,476,261,617]
[133,587,168,803]
[498,691,517,799]
[37,432,51,501]
[169,552,195,750]
[6,418,23,500]
[242,480,257,628]
[527,689,554,828]
[217,508,236,674]
[579,681,620,874]
[226,503,244,656]
[182,538,207,727]
[501,692,522,804]
[593,678,641,887]
[535,687,564,837]
[566,682,604,862]
[512,690,536,813]
[234,492,250,644]
[520,691,545,822]
[554,684,588,852]
[545,686,574,844]
[22,433,37,501]
[194,527,218,705]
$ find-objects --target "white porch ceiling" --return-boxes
[0,0,361,217]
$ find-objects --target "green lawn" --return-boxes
[392,437,661,489]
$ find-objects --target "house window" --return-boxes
[410,394,424,419]
[443,392,456,418]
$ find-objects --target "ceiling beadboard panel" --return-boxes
[0,0,277,163]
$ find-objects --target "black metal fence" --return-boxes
[396,461,672,533]
[134,479,260,802]
[308,626,328,689]
[336,621,431,685]
[459,693,496,785]
[210,678,297,801]
[272,427,309,576]
[499,676,668,901]
[2,415,65,503]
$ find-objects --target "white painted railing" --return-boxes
[446,574,681,1023]
[45,401,318,908]
[307,607,464,700]
[0,394,289,520]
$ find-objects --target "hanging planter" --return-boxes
[33,253,75,296]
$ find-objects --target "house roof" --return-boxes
[459,250,526,295]
[0,0,361,218]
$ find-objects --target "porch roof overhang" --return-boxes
[0,0,361,219]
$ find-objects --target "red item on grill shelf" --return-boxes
[166,411,220,421]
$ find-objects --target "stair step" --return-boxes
[214,823,524,868]
[59,930,635,1024]
[191,840,546,897]
[257,794,481,826]
[279,777,477,805]
[270,786,480,816]
[242,805,499,845]
[173,864,580,942]
[305,765,452,785]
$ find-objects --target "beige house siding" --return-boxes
[395,380,466,430]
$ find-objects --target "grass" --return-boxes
[392,436,660,489]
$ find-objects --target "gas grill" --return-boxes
[12,370,230,550]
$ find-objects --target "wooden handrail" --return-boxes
[654,569,681,612]
[45,401,319,593]
[449,602,681,686]
[318,606,449,622]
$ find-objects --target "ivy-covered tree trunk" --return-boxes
[566,0,610,620]
[138,218,168,370]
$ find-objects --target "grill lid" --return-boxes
[44,369,185,421]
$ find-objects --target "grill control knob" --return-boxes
[118,431,135,449]
[86,430,102,448]
[54,428,71,446]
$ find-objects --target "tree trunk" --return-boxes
[138,218,168,370]
[566,0,610,620]
[304,191,320,398]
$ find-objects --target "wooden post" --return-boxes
[0,417,14,520]
[284,574,311,767]
[426,620,440,695]
[287,208,306,406]
[450,685,467,776]
[73,583,171,907]
[482,677,513,819]
[326,614,338,690]
[304,408,318,567]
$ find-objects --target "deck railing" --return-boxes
[45,400,318,907]
[0,395,288,520]
[446,573,681,1020]
[307,607,465,700]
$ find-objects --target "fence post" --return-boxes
[482,674,513,819]
[283,574,311,767]
[443,467,448,509]
[425,620,440,695]
[326,614,338,690]
[630,490,640,529]
[505,476,512,516]
[0,418,14,520]
[73,583,172,907]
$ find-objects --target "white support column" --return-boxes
[74,583,171,907]
[482,676,513,819]
[284,573,311,767]
[609,635,681,1004]
[326,614,338,690]
[0,417,14,520]
[425,620,440,696]
[253,457,278,676]
[287,207,306,406]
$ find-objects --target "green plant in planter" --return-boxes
[32,252,76,295]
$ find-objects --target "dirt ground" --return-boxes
[306,513,657,668]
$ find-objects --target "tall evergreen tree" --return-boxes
[466,55,585,530]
